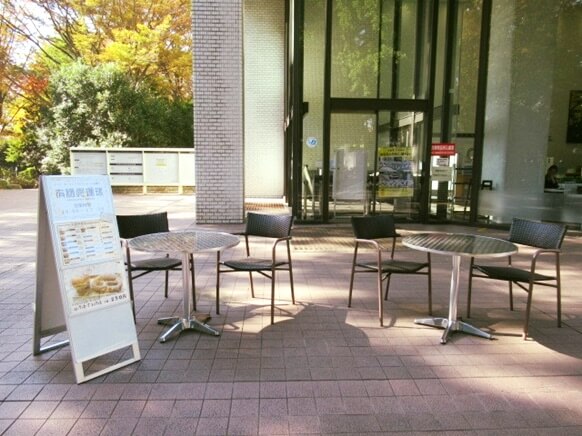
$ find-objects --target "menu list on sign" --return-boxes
[59,220,117,266]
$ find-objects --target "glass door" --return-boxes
[294,0,435,222]
[329,110,425,220]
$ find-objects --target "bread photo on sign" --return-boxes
[71,273,122,297]
[71,275,91,296]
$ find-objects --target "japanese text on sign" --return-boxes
[50,178,110,220]
[431,143,456,156]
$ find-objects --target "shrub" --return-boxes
[0,167,38,189]
[35,61,193,172]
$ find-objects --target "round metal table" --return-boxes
[129,230,239,342]
[403,233,517,344]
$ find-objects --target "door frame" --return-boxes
[287,0,449,223]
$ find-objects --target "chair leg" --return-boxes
[383,274,391,301]
[467,258,474,319]
[249,272,255,298]
[124,243,136,322]
[190,254,196,312]
[348,247,358,307]
[271,269,276,325]
[128,274,136,323]
[287,242,295,304]
[377,268,384,327]
[427,263,433,316]
[164,270,169,298]
[509,282,514,311]
[557,283,562,328]
[556,256,562,328]
[215,252,221,315]
[289,269,295,304]
[523,282,535,340]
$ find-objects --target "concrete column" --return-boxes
[192,0,244,223]
[481,0,559,221]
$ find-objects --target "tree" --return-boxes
[1,0,194,176]
[0,0,22,135]
[75,0,192,100]
[30,61,192,172]
[22,0,193,100]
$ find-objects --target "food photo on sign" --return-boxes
[64,262,129,315]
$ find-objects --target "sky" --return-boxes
[9,0,55,65]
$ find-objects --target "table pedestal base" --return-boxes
[157,315,219,343]
[414,317,493,344]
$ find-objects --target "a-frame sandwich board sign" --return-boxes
[33,175,140,383]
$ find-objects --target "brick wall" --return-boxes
[192,0,244,223]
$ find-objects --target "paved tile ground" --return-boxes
[1,189,582,435]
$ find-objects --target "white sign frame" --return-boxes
[33,175,140,383]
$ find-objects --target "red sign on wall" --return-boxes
[431,143,456,156]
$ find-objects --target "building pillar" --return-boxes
[480,0,559,221]
[192,0,244,224]
[483,0,558,194]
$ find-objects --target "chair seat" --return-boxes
[131,257,182,271]
[474,265,555,283]
[223,257,287,271]
[358,259,429,274]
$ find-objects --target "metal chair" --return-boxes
[116,212,195,319]
[467,218,567,339]
[216,212,295,325]
[349,215,432,326]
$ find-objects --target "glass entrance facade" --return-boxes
[285,0,582,225]
[325,111,426,220]
[297,0,431,222]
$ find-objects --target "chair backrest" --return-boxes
[351,215,398,240]
[508,218,567,249]
[116,212,170,239]
[245,213,293,238]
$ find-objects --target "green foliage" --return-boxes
[0,166,38,189]
[332,0,382,97]
[3,132,51,174]
[15,167,39,188]
[33,61,192,172]
[69,0,193,99]
[1,0,194,177]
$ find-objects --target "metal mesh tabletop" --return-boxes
[129,231,239,254]
[403,233,517,258]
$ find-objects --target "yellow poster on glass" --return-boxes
[377,147,414,197]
